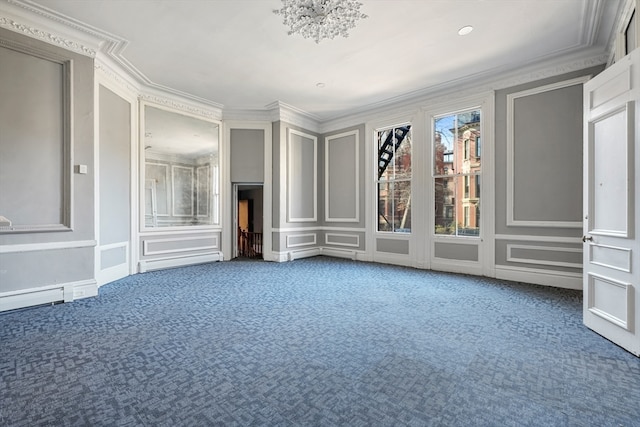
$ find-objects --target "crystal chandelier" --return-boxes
[274,0,367,44]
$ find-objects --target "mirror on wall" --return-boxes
[142,104,220,229]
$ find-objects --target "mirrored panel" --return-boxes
[142,104,219,229]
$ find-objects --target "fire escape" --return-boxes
[378,125,411,229]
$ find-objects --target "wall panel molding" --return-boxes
[325,233,360,248]
[0,43,73,233]
[506,76,589,228]
[287,129,317,222]
[142,235,219,256]
[286,233,317,248]
[507,243,582,269]
[325,130,359,223]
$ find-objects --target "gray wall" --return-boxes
[0,27,95,293]
[494,65,603,274]
[321,124,367,252]
[272,121,321,254]
[99,85,130,246]
[230,129,264,183]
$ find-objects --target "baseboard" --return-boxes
[138,252,222,273]
[494,265,582,290]
[0,279,98,312]
[320,247,361,260]
[272,248,322,262]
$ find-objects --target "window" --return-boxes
[377,124,412,232]
[433,109,481,236]
[464,175,470,199]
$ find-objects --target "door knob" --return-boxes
[582,235,593,242]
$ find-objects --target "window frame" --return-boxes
[375,122,412,234]
[432,107,483,239]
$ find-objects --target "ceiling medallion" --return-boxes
[274,0,367,44]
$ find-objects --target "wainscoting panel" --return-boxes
[286,233,317,248]
[507,244,582,269]
[142,235,219,256]
[325,233,360,248]
[138,231,222,272]
[434,241,479,262]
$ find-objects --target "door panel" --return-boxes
[583,49,640,356]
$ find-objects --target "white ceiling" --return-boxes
[16,0,624,120]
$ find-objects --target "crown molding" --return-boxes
[222,108,274,122]
[265,101,321,133]
[318,48,608,133]
[140,92,223,122]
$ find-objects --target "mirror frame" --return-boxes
[139,101,222,232]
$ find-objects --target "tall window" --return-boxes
[377,124,412,232]
[433,109,481,236]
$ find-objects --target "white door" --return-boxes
[583,49,640,356]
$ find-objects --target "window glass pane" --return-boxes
[435,177,455,235]
[395,128,412,179]
[434,109,481,176]
[434,115,455,175]
[394,180,411,232]
[378,182,393,232]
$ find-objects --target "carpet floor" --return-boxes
[1,256,639,426]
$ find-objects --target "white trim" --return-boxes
[286,233,317,248]
[273,247,322,262]
[0,239,96,254]
[495,234,582,244]
[423,92,495,277]
[495,265,582,290]
[287,128,318,222]
[222,120,273,261]
[320,247,360,260]
[325,233,360,248]
[0,279,97,312]
[142,235,219,256]
[325,129,360,223]
[507,244,582,269]
[273,226,366,233]
[138,252,222,272]
[506,76,590,228]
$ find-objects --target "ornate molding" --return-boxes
[94,60,139,95]
[139,93,222,121]
[267,101,320,133]
[0,16,96,57]
[320,51,608,133]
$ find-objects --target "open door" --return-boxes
[583,49,640,356]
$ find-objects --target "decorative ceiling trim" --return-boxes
[0,15,96,56]
[140,93,223,122]
[265,101,321,133]
[319,50,608,133]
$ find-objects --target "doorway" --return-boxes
[235,184,264,259]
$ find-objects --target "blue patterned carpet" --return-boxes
[1,257,639,426]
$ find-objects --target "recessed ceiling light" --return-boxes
[458,25,474,36]
[316,82,326,88]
